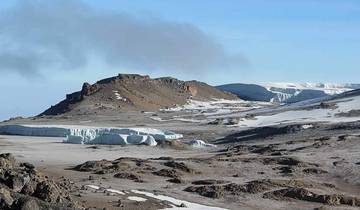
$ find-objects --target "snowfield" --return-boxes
[259,82,358,95]
[0,125,183,146]
[234,94,360,127]
[151,91,360,129]
[152,98,272,123]
[162,99,270,114]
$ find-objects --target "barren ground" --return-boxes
[1,111,360,209]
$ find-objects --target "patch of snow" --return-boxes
[127,196,147,202]
[82,185,227,209]
[186,140,217,148]
[143,111,155,114]
[172,117,204,123]
[150,116,165,121]
[85,185,100,190]
[301,124,313,129]
[106,189,125,195]
[131,190,228,210]
[113,90,127,101]
[150,116,203,123]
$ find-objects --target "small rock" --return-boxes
[167,178,184,184]
[153,169,180,178]
[18,198,40,210]
[179,203,187,207]
[20,163,35,170]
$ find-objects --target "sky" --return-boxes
[0,0,359,120]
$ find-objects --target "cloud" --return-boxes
[0,0,247,76]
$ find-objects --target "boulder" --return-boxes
[0,187,14,209]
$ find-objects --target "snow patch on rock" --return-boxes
[301,124,314,130]
[113,90,127,101]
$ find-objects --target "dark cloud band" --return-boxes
[0,0,247,76]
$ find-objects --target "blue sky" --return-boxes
[85,0,360,83]
[0,0,359,120]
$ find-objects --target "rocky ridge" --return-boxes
[41,74,238,116]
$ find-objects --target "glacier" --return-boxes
[0,125,183,146]
[217,82,360,103]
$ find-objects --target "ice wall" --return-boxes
[0,125,183,146]
[0,125,67,137]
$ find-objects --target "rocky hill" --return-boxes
[40,74,238,116]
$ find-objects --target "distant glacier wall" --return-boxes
[0,125,183,146]
[217,83,360,103]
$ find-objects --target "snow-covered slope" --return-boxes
[217,83,360,103]
[219,89,360,127]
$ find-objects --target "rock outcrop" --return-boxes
[40,74,238,116]
[0,153,82,210]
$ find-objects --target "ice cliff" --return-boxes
[0,125,183,146]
